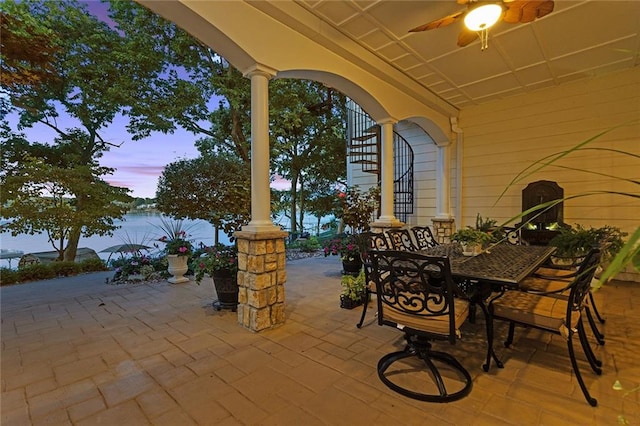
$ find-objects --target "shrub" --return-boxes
[79,258,109,272]
[0,268,19,286]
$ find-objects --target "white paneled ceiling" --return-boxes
[294,0,640,110]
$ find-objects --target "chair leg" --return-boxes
[504,322,515,348]
[567,332,598,406]
[356,288,371,329]
[585,306,605,345]
[589,291,606,324]
[577,320,603,372]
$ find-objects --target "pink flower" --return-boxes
[178,246,187,253]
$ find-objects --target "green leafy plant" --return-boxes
[340,269,366,301]
[549,224,627,264]
[337,185,380,234]
[451,228,491,245]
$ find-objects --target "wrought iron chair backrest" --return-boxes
[369,250,461,342]
[501,227,525,245]
[566,248,601,320]
[386,229,418,251]
[411,226,439,249]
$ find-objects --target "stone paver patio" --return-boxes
[1,255,639,425]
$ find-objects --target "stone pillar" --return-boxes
[236,229,288,331]
[432,217,455,244]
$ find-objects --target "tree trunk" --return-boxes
[64,226,81,262]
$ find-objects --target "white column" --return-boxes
[243,65,280,233]
[435,141,453,219]
[374,119,402,227]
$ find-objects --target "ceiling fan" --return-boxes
[409,0,555,50]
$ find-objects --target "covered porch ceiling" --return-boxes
[142,0,640,116]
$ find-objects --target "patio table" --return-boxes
[419,242,557,371]
[420,243,557,287]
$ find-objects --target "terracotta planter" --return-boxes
[167,254,189,284]
[212,269,239,311]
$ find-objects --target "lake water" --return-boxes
[0,213,229,268]
[0,212,331,268]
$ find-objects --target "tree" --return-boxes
[270,80,347,235]
[155,154,250,243]
[1,0,161,260]
[0,127,132,260]
[108,3,347,234]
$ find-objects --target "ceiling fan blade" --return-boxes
[409,10,465,32]
[457,28,478,47]
[503,1,555,24]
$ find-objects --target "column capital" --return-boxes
[377,117,397,126]
[243,63,277,79]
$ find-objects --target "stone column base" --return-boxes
[432,218,455,244]
[235,229,288,332]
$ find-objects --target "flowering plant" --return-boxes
[155,218,194,256]
[337,185,380,233]
[192,244,238,284]
[323,234,360,262]
[111,254,157,282]
[159,232,193,256]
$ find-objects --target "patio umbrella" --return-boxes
[100,243,151,262]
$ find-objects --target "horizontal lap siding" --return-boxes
[395,121,444,226]
[459,67,639,237]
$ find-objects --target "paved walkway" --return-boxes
[1,256,639,425]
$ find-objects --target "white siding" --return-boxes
[458,67,639,237]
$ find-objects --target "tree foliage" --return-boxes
[0,127,132,260]
[0,5,61,92]
[107,2,347,233]
[155,154,251,241]
[1,0,153,260]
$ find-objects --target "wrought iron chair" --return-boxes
[356,232,391,328]
[501,226,527,245]
[488,249,602,406]
[369,250,472,402]
[386,228,418,251]
[527,252,606,345]
[410,226,439,249]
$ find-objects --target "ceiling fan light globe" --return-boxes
[464,3,502,31]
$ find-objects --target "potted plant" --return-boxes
[339,269,367,309]
[549,224,626,270]
[323,234,362,275]
[192,244,239,311]
[451,228,491,256]
[155,218,194,284]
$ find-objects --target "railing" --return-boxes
[347,103,414,222]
